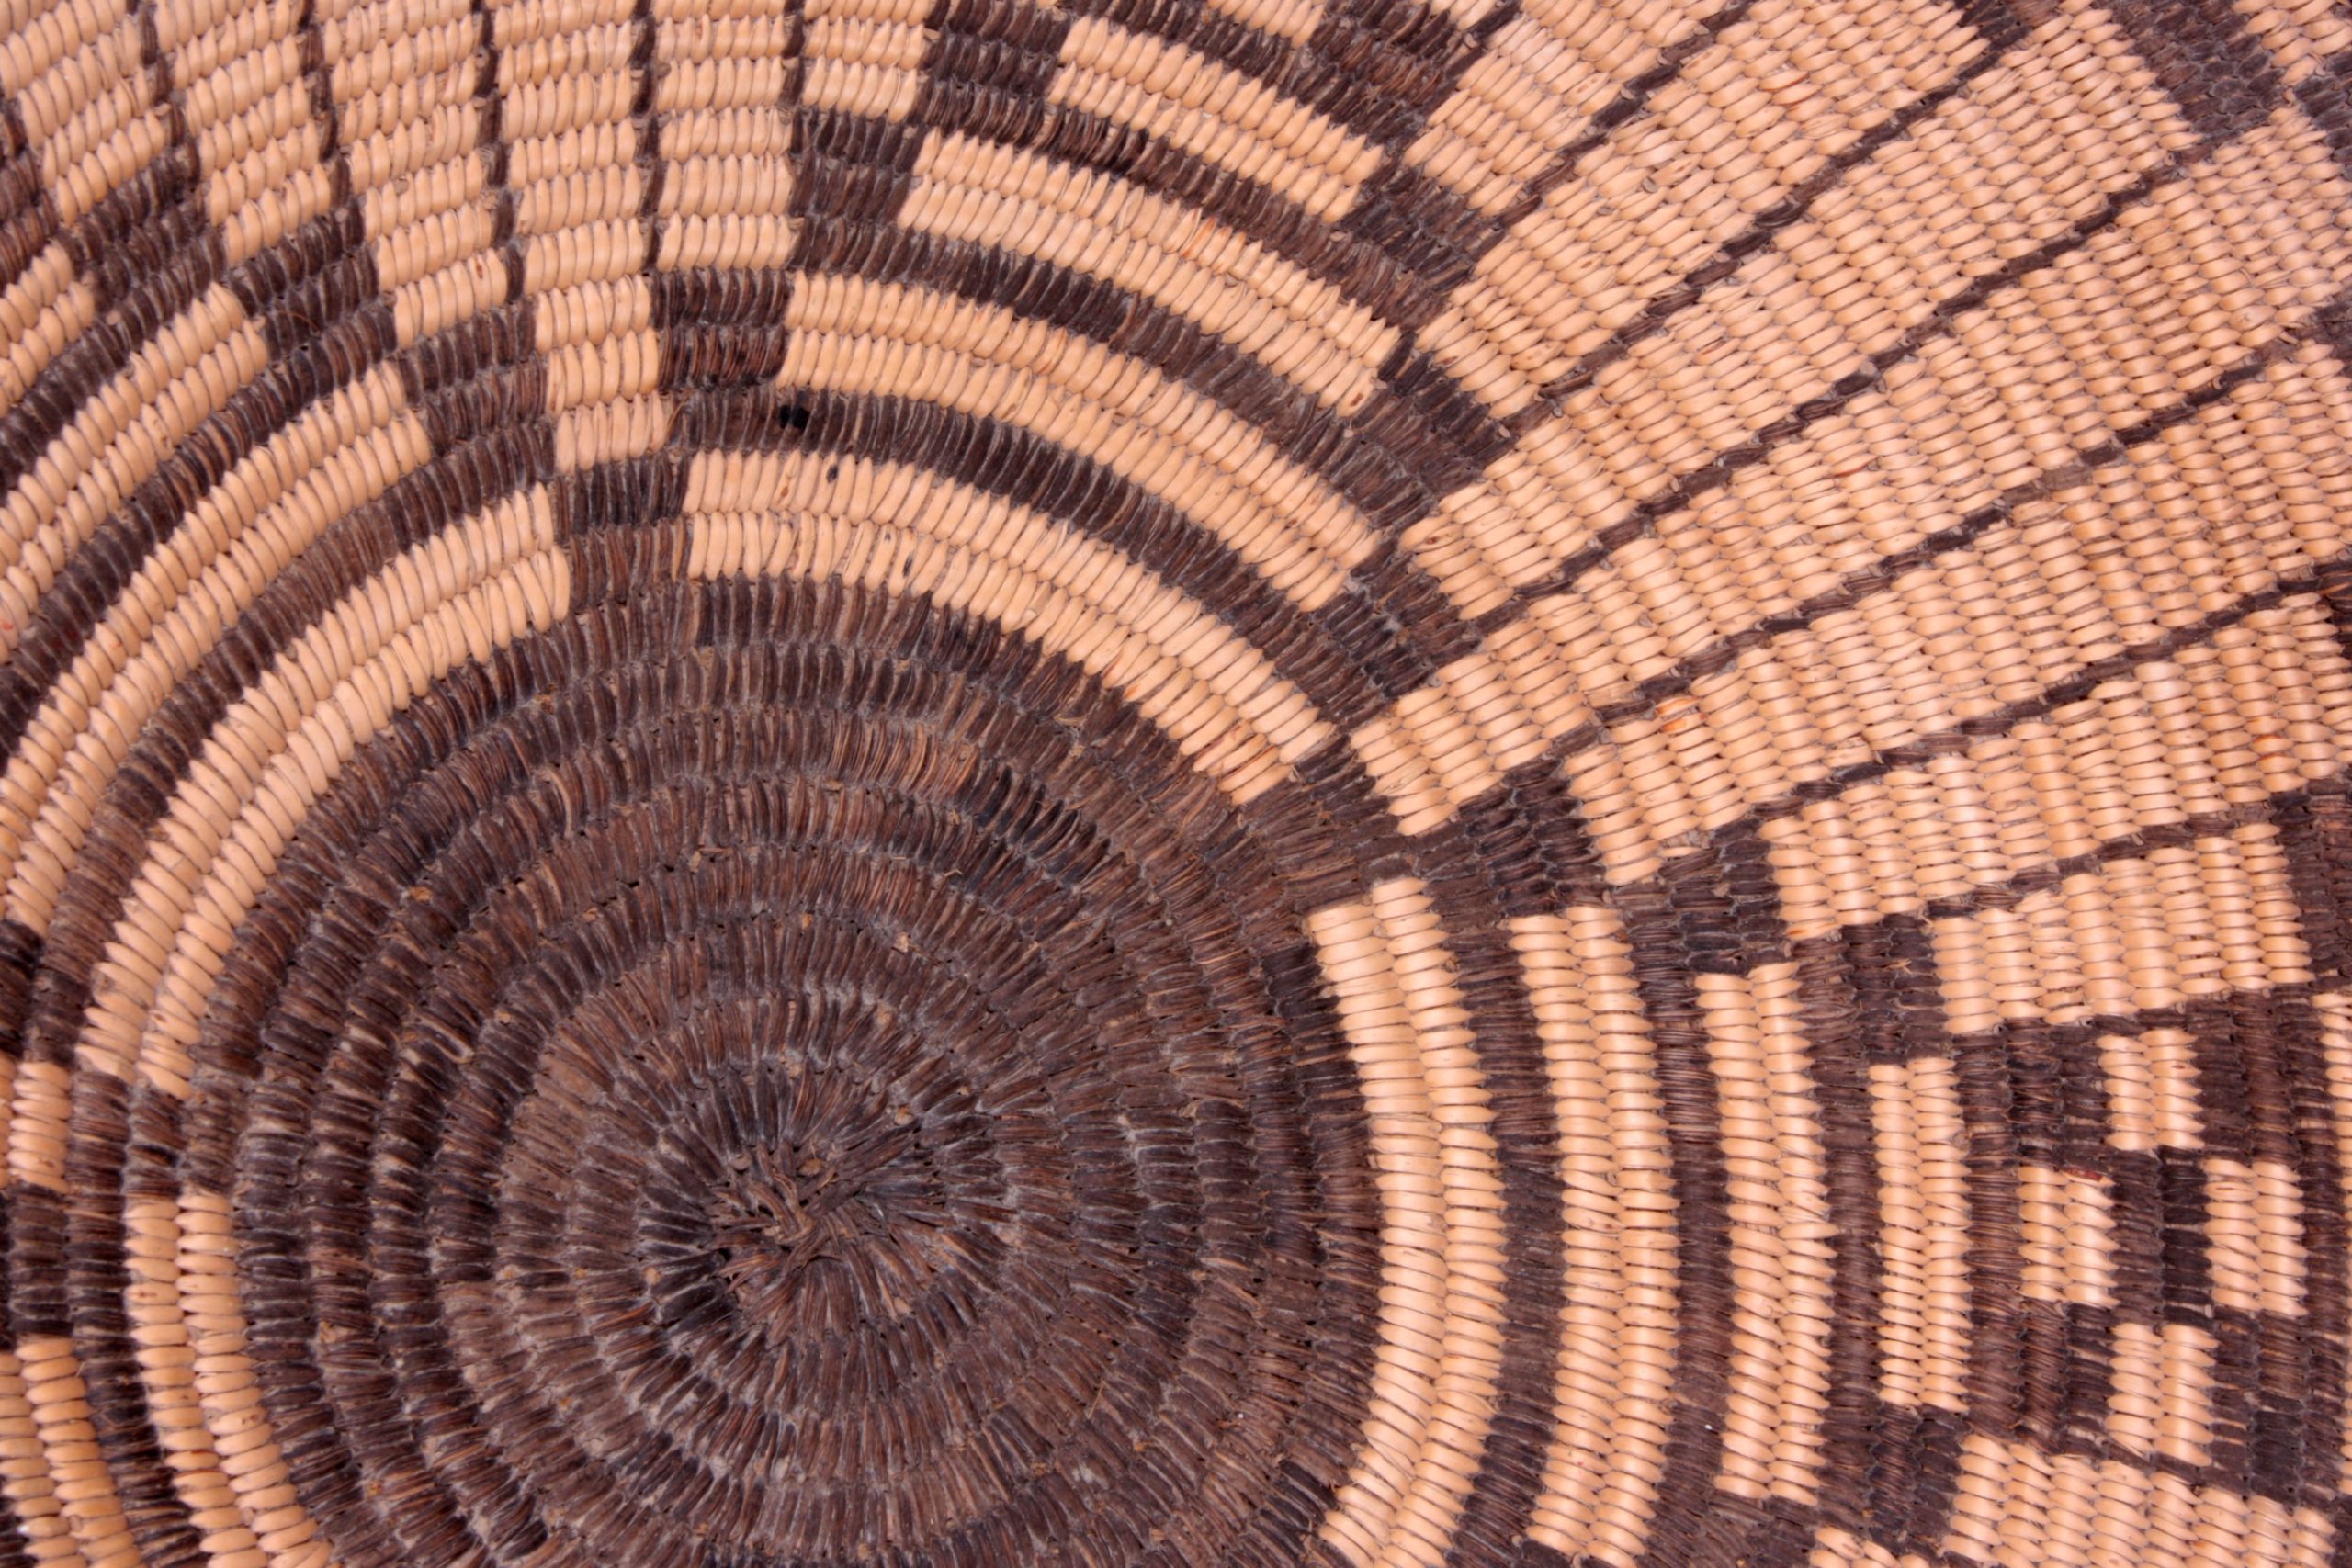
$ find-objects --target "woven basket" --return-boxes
[3,0,2351,1562]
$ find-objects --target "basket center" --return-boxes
[698,1101,950,1336]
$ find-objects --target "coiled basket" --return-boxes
[0,0,2349,1563]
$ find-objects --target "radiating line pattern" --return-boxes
[0,0,2349,1564]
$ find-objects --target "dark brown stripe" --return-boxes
[1940,1020,2029,1520]
[662,387,1431,727]
[1612,874,1737,1568]
[789,109,929,232]
[2011,1299,2318,1503]
[2107,0,2283,145]
[1791,928,1897,1544]
[1251,0,1499,321]
[396,303,546,454]
[1446,753,1609,919]
[1408,827,1566,1568]
[0,919,35,1060]
[910,0,1071,145]
[2009,1295,2116,1459]
[17,411,548,1111]
[0,141,216,507]
[2,1181,67,1343]
[2295,50,2352,181]
[472,0,524,301]
[1681,1490,1820,1568]
[0,1174,16,1354]
[62,1066,204,1565]
[1304,0,1495,141]
[0,279,400,824]
[2277,780,2352,1509]
[785,224,1447,532]
[0,95,60,305]
[1862,1399,1969,1560]
[1352,346,1514,501]
[1801,914,1950,1068]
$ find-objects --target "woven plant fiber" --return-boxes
[7,0,2352,1563]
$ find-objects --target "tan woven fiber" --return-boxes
[3,0,2352,1563]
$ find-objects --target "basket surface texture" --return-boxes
[4,0,2352,1564]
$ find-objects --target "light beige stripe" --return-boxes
[28,11,169,231]
[2108,1319,2215,1472]
[1698,963,1832,1505]
[1759,592,2352,940]
[1204,0,1322,43]
[557,395,670,471]
[1309,880,1503,1568]
[779,273,1381,611]
[128,1191,332,1568]
[0,0,137,415]
[1385,347,2352,866]
[0,282,267,669]
[2203,1156,2307,1320]
[659,102,791,159]
[1350,618,1598,835]
[2100,1028,2204,1153]
[6,1054,63,1192]
[1868,1055,1968,1413]
[1382,531,2352,920]
[1944,1438,2334,1568]
[336,0,503,370]
[198,53,336,265]
[15,1331,131,1568]
[0,0,113,98]
[683,453,1336,804]
[1510,907,1677,1568]
[1047,17,1380,220]
[1928,820,2311,1034]
[2,366,431,940]
[0,1344,74,1567]
[2238,0,2352,85]
[0,253,93,410]
[1416,0,2168,421]
[800,6,926,121]
[1400,0,1727,220]
[1802,1524,1912,1568]
[2018,1162,2115,1307]
[108,488,567,1094]
[903,132,1398,416]
[1419,104,2352,630]
[537,276,670,467]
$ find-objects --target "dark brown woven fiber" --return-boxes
[2,0,2351,1563]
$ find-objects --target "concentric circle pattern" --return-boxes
[208,586,1382,1566]
[7,0,2352,1564]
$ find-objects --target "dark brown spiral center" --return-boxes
[701,1100,954,1337]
